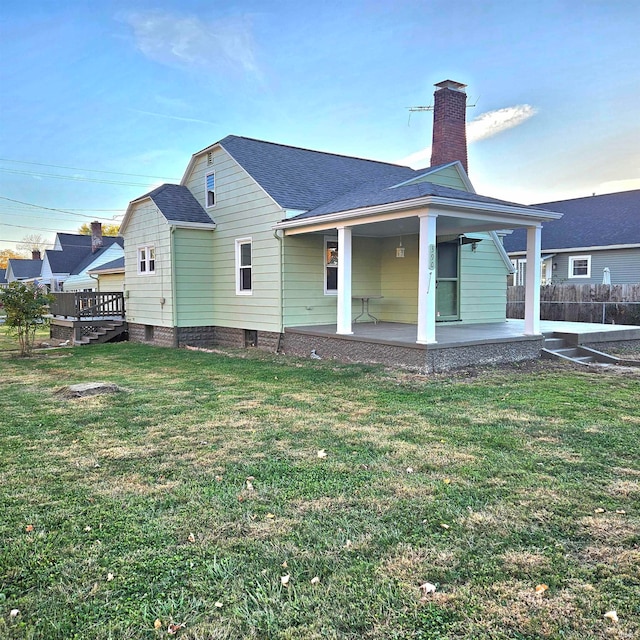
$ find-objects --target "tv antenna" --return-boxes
[407,97,479,126]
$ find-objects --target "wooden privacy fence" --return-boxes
[507,284,640,325]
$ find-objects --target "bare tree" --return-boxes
[16,234,47,255]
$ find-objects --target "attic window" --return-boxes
[207,151,213,164]
[206,172,215,208]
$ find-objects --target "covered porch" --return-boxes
[283,320,640,372]
[276,194,564,346]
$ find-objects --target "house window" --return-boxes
[569,255,591,278]
[512,258,526,286]
[236,239,252,294]
[138,246,156,274]
[510,258,551,286]
[325,237,338,294]
[206,171,215,208]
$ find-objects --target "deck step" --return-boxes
[73,322,128,346]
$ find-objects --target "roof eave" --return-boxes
[274,195,563,232]
[166,220,217,230]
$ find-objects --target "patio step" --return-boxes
[541,334,619,367]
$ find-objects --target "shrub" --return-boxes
[0,282,54,356]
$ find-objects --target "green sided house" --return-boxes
[120,81,562,370]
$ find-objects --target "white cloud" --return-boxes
[594,177,640,194]
[466,105,538,143]
[122,10,260,77]
[397,104,538,168]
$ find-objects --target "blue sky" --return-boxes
[1,0,639,250]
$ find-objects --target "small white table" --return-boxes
[352,295,383,324]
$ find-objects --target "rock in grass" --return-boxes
[55,382,123,398]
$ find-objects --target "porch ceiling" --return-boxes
[348,216,514,238]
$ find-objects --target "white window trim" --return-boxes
[236,238,252,295]
[324,235,338,295]
[512,258,527,287]
[137,246,156,275]
[206,170,216,209]
[568,254,591,279]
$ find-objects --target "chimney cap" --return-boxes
[434,79,467,92]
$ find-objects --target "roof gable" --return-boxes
[69,239,124,275]
[503,189,640,252]
[7,258,42,280]
[121,183,213,233]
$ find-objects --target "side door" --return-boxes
[436,241,459,321]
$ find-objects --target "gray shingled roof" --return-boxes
[294,174,529,219]
[56,233,93,248]
[503,189,640,252]
[8,259,42,279]
[218,135,421,211]
[142,183,213,225]
[70,239,123,275]
[0,268,6,284]
[88,257,124,272]
[45,237,121,274]
[45,246,90,274]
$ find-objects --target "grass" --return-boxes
[0,325,50,353]
[0,342,638,639]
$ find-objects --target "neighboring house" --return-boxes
[86,257,125,292]
[38,223,124,291]
[503,189,640,285]
[121,80,560,362]
[0,268,7,289]
[62,241,124,292]
[5,257,43,284]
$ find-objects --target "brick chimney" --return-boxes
[91,221,103,253]
[32,249,41,260]
[430,80,468,174]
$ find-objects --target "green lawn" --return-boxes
[0,343,638,639]
[0,325,50,353]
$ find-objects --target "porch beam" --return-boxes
[417,213,438,344]
[524,225,542,335]
[336,226,353,335]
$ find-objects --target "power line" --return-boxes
[0,157,178,180]
[0,167,157,187]
[2,221,78,233]
[0,197,120,220]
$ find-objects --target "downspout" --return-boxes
[170,226,178,347]
[89,273,100,292]
[273,229,284,352]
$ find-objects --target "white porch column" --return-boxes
[524,225,542,335]
[336,226,353,335]
[417,213,438,344]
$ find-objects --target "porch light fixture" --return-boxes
[396,237,405,258]
[459,235,483,253]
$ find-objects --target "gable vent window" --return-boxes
[207,151,213,164]
[206,171,216,208]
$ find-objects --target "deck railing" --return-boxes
[50,292,125,319]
